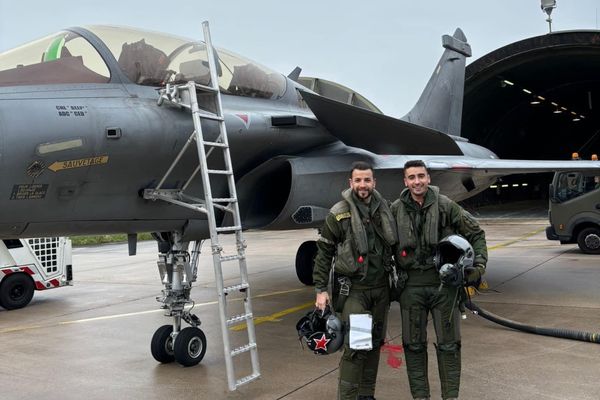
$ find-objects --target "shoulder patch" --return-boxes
[335,211,351,221]
[330,200,350,215]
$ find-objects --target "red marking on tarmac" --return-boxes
[381,343,404,369]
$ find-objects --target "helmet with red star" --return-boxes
[296,306,344,355]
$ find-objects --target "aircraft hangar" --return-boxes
[462,30,600,205]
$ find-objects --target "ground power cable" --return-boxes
[466,248,600,344]
[465,300,600,344]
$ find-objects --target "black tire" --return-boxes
[151,325,175,363]
[577,227,600,254]
[173,327,207,367]
[0,273,34,310]
[295,240,317,286]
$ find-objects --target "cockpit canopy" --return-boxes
[0,25,287,100]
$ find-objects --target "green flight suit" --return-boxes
[313,189,396,400]
[391,186,487,400]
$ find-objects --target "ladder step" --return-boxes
[223,282,249,294]
[236,372,261,387]
[195,112,224,122]
[231,342,257,357]
[212,198,237,203]
[226,312,253,326]
[194,83,219,92]
[220,254,244,262]
[208,169,233,175]
[216,225,242,232]
[203,140,228,148]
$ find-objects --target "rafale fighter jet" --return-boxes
[1,25,599,367]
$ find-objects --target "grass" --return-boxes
[71,233,154,247]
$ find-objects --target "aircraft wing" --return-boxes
[416,157,600,176]
[299,90,463,156]
[372,155,600,201]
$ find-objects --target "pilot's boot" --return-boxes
[357,396,376,400]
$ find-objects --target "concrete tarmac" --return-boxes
[1,220,600,400]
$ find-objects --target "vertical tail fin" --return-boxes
[401,28,471,137]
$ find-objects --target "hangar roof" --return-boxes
[463,30,600,161]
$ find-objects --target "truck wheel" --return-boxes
[173,327,207,366]
[151,325,175,363]
[0,273,35,310]
[577,227,600,254]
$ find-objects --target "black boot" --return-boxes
[357,396,376,400]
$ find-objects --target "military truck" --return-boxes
[546,170,600,254]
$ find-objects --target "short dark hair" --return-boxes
[403,159,429,176]
[350,161,374,178]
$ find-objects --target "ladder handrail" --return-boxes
[144,20,260,392]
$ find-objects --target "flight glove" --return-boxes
[464,264,485,287]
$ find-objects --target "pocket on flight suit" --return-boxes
[335,238,363,276]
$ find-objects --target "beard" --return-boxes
[353,187,373,200]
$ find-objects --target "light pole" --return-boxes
[541,0,557,33]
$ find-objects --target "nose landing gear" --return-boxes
[150,231,207,367]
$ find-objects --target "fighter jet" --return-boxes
[1,25,598,369]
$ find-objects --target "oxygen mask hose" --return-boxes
[464,299,600,344]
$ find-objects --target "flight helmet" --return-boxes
[296,306,344,355]
[434,234,474,287]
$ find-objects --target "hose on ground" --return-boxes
[465,300,600,344]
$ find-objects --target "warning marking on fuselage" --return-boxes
[10,184,49,200]
[48,155,109,172]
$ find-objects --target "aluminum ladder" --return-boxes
[144,21,260,391]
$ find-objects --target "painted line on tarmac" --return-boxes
[60,289,311,326]
[0,288,309,334]
[230,301,314,331]
[488,227,546,251]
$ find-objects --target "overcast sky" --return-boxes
[0,1,598,116]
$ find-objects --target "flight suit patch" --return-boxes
[335,212,351,221]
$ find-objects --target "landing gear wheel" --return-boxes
[577,227,600,254]
[173,327,207,367]
[295,240,317,286]
[151,325,175,363]
[0,273,34,310]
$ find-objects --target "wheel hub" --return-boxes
[584,233,600,250]
[165,336,174,355]
[188,337,203,358]
[10,284,24,300]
